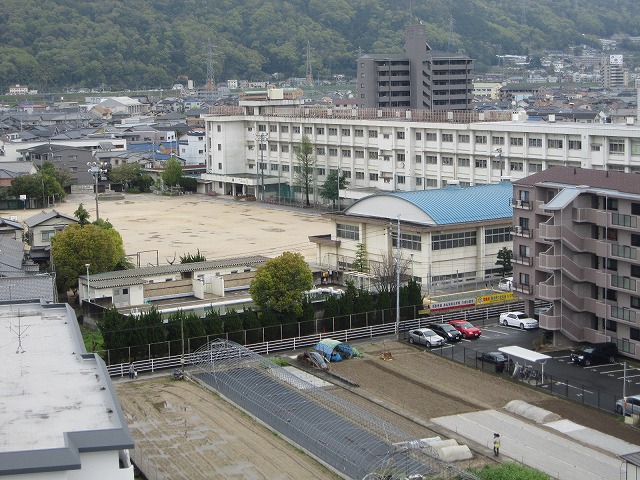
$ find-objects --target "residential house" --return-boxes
[25,210,79,262]
[0,217,24,241]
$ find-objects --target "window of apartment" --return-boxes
[280,125,289,133]
[609,140,625,154]
[328,127,337,136]
[426,178,438,187]
[341,149,351,157]
[316,147,326,155]
[485,227,511,244]
[457,157,470,167]
[458,134,470,143]
[316,127,324,135]
[632,296,640,309]
[492,136,505,145]
[611,306,633,322]
[355,171,365,180]
[415,132,422,141]
[510,161,523,172]
[341,128,351,137]
[369,173,379,181]
[293,126,301,134]
[304,126,312,135]
[415,154,422,163]
[519,272,531,286]
[270,144,278,152]
[397,131,405,140]
[442,133,453,142]
[70,166,77,172]
[612,213,637,228]
[475,135,487,144]
[369,129,378,138]
[415,177,423,186]
[392,231,421,251]
[368,150,378,159]
[281,145,289,153]
[510,137,523,146]
[611,275,636,290]
[569,140,582,150]
[631,328,640,342]
[548,139,563,149]
[258,124,267,132]
[355,150,364,158]
[529,138,542,148]
[432,231,476,250]
[337,223,359,240]
[354,129,363,137]
[632,203,640,216]
[281,165,289,172]
[442,156,453,166]
[269,125,278,133]
[425,155,437,164]
[397,153,405,162]
[475,158,487,168]
[426,132,437,141]
[631,265,640,278]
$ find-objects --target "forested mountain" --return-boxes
[2,0,639,90]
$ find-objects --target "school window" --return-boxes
[442,133,453,142]
[341,128,351,136]
[270,163,278,171]
[529,163,542,172]
[425,155,437,164]
[258,124,267,132]
[415,132,422,141]
[304,126,312,134]
[316,127,324,135]
[457,157,470,167]
[355,150,364,158]
[270,125,278,133]
[415,177,423,186]
[475,135,487,144]
[281,165,290,172]
[355,171,365,180]
[397,175,405,184]
[337,223,360,240]
[281,145,289,153]
[548,139,563,149]
[415,154,422,163]
[609,140,625,154]
[369,129,378,138]
[293,165,300,173]
[485,227,512,244]
[392,231,422,251]
[510,161,523,172]
[316,147,326,155]
[329,148,338,156]
[329,128,337,136]
[458,134,469,143]
[218,163,222,169]
[475,159,487,168]
[426,178,438,187]
[293,126,301,134]
[217,144,222,151]
[569,140,582,150]
[529,138,542,147]
[441,156,453,166]
[316,168,325,176]
[491,136,505,145]
[368,150,378,159]
[397,131,405,139]
[280,125,289,133]
[510,137,523,146]
[426,132,437,141]
[216,125,221,132]
[354,129,363,137]
[270,144,278,152]
[342,150,351,157]
[432,231,477,250]
[369,173,379,181]
[591,144,601,152]
[397,153,405,162]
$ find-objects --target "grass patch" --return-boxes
[270,357,289,367]
[471,462,550,480]
[80,325,104,352]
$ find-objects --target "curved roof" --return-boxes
[344,182,513,225]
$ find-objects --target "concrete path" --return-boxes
[432,410,626,480]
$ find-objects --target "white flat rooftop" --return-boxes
[0,302,122,453]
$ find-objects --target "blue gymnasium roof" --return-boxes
[345,182,513,225]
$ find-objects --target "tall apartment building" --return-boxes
[357,24,474,110]
[601,54,628,89]
[200,106,640,204]
[512,167,640,360]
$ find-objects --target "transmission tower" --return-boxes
[447,15,455,52]
[521,0,527,26]
[306,41,313,86]
[206,39,217,91]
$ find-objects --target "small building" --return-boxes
[0,217,24,241]
[8,84,28,95]
[25,210,79,263]
[0,300,134,479]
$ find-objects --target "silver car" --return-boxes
[616,394,640,416]
[408,328,445,347]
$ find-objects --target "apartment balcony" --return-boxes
[573,207,606,225]
[513,283,533,295]
[539,223,586,251]
[539,313,585,341]
[512,226,533,238]
[512,255,533,266]
[511,198,533,210]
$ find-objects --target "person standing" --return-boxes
[128,363,135,379]
[493,433,501,457]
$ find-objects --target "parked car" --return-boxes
[570,342,618,366]
[448,320,481,339]
[616,394,640,416]
[499,311,539,329]
[429,323,462,342]
[408,328,445,347]
[477,351,509,372]
[497,277,513,291]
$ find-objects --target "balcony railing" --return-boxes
[511,198,533,210]
[512,255,533,266]
[512,226,533,238]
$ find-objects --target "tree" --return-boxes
[180,249,206,263]
[369,253,411,295]
[249,251,313,317]
[496,247,513,278]
[162,155,183,188]
[108,163,144,190]
[74,203,90,226]
[8,170,64,205]
[294,135,316,206]
[352,243,368,273]
[40,162,72,192]
[50,222,127,292]
[319,169,349,208]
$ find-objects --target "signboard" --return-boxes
[420,291,517,315]
[610,54,624,65]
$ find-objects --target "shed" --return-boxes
[498,346,552,380]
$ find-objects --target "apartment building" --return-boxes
[200,106,640,204]
[512,167,640,360]
[357,24,474,110]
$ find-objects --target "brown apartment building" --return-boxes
[512,166,640,360]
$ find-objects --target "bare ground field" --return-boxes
[3,193,331,263]
[114,340,640,479]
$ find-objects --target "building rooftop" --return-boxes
[0,301,132,474]
[514,166,640,195]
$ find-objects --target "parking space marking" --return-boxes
[617,373,640,380]
[482,328,509,336]
[553,382,594,394]
[597,369,626,374]
[585,363,617,369]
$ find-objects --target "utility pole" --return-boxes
[395,216,401,334]
[254,132,268,201]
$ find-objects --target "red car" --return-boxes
[448,320,481,339]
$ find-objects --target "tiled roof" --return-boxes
[25,210,78,228]
[514,166,640,195]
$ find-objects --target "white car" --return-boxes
[499,311,539,329]
[408,328,445,347]
[497,277,513,291]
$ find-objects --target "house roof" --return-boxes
[25,210,78,228]
[0,217,24,230]
[343,182,513,226]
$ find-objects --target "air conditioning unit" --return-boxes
[516,199,522,207]
[515,226,523,234]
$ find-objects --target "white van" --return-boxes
[497,277,513,291]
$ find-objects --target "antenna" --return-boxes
[306,41,313,86]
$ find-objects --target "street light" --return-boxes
[85,263,91,302]
[87,161,108,220]
[254,132,268,201]
[494,147,504,180]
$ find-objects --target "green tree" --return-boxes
[74,203,90,226]
[496,247,513,277]
[108,163,144,190]
[294,135,316,206]
[40,162,72,192]
[162,155,183,188]
[320,169,349,208]
[250,251,313,317]
[180,249,206,263]
[50,222,126,293]
[352,243,368,273]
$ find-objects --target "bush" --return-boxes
[471,462,550,480]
